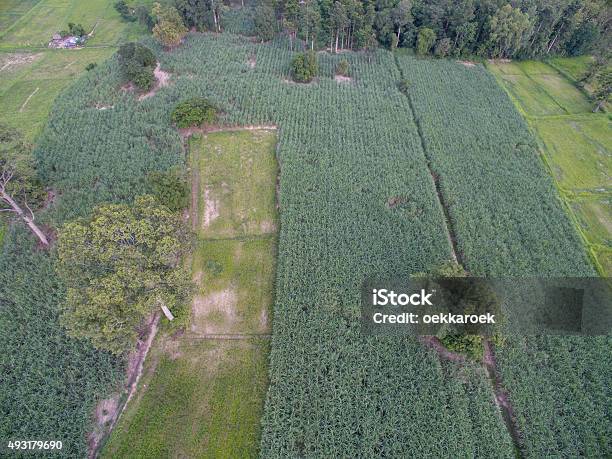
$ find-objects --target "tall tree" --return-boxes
[0,124,48,246]
[592,68,611,112]
[482,4,531,58]
[57,195,191,354]
[152,2,188,47]
[416,26,436,55]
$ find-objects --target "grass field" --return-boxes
[0,0,151,142]
[102,130,278,458]
[488,58,611,275]
[0,0,150,49]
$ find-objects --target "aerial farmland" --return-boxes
[0,1,610,458]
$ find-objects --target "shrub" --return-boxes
[135,5,154,30]
[114,0,137,22]
[291,51,318,83]
[171,97,217,128]
[336,59,349,77]
[416,27,436,56]
[146,168,189,212]
[85,62,97,71]
[398,79,410,94]
[117,42,156,90]
[68,22,86,37]
[434,38,452,58]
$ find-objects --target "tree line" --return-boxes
[252,0,610,58]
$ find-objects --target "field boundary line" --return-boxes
[394,53,461,267]
[184,333,272,340]
[19,86,39,112]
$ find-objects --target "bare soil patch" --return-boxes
[334,74,352,83]
[19,87,39,112]
[457,60,476,67]
[0,52,43,72]
[259,307,269,332]
[192,288,238,334]
[202,187,219,228]
[387,195,407,209]
[260,219,276,233]
[139,63,171,101]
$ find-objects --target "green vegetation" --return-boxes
[290,51,317,83]
[485,57,610,455]
[57,195,191,354]
[114,1,137,23]
[335,58,349,76]
[104,130,277,457]
[489,60,593,116]
[145,167,189,212]
[416,27,436,56]
[102,338,270,458]
[30,31,606,456]
[0,49,116,141]
[171,97,217,128]
[152,2,187,48]
[0,123,48,245]
[251,0,608,58]
[399,57,593,276]
[194,130,278,239]
[0,3,157,456]
[117,41,157,90]
[0,229,123,458]
[0,0,151,48]
[489,58,611,277]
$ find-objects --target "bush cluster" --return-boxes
[145,168,189,212]
[117,42,156,90]
[114,0,137,22]
[291,51,318,83]
[335,59,349,77]
[171,98,217,128]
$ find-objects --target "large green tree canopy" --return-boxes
[57,195,191,354]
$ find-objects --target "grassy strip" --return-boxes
[103,130,278,457]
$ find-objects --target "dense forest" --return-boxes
[170,0,611,58]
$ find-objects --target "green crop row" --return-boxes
[9,32,607,457]
[396,55,608,456]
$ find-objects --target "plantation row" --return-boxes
[396,55,609,455]
[28,33,517,456]
[0,230,123,457]
[18,32,608,456]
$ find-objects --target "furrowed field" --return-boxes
[28,34,517,456]
[398,55,609,456]
[2,21,609,457]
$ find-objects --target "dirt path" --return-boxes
[138,63,171,101]
[418,336,466,363]
[19,87,39,112]
[483,340,524,457]
[88,313,160,459]
[420,335,523,456]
